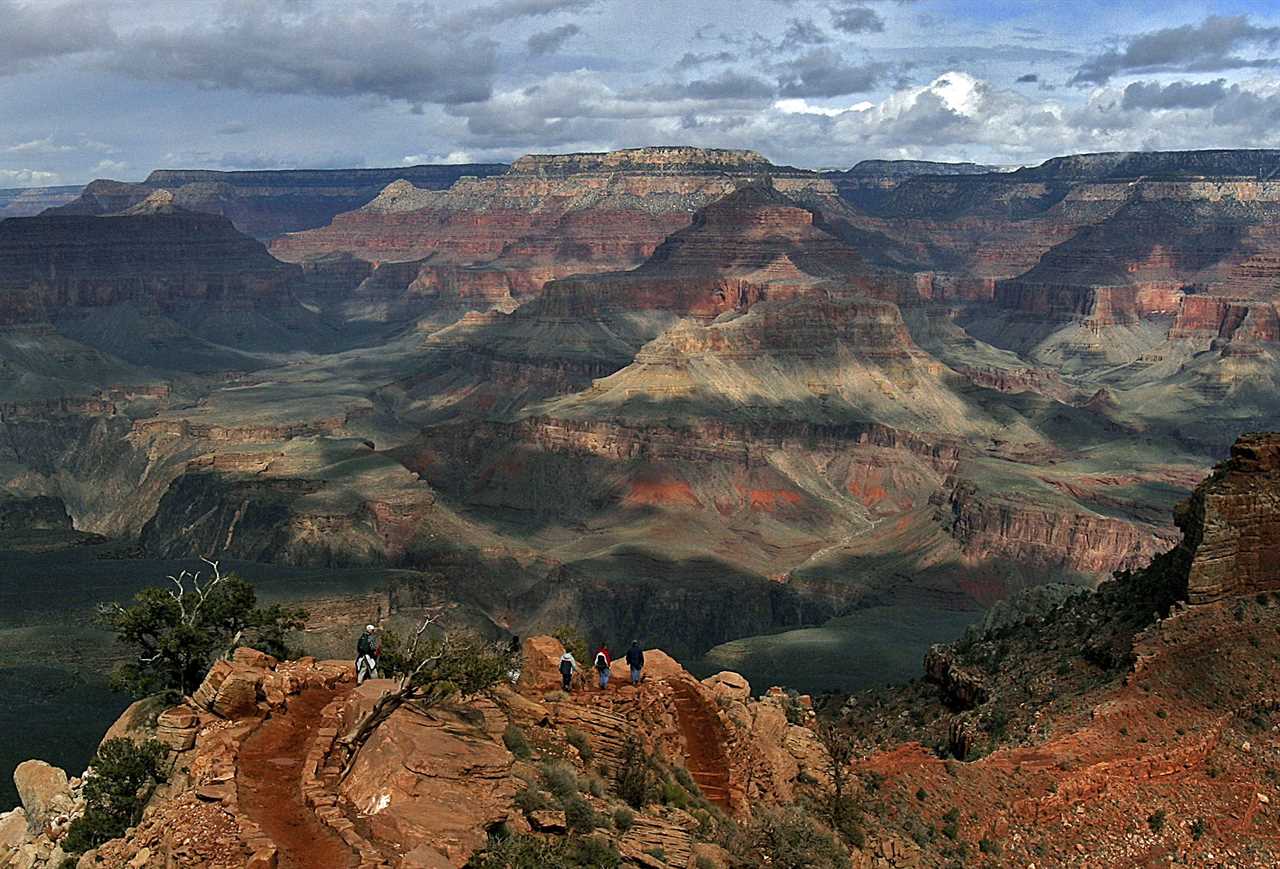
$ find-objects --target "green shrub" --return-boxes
[540,760,581,800]
[563,795,596,834]
[1191,818,1206,841]
[565,726,594,761]
[644,847,666,861]
[613,807,635,833]
[979,838,1001,856]
[587,775,605,798]
[615,736,656,809]
[465,832,620,868]
[63,739,168,854]
[694,857,717,869]
[503,725,532,760]
[1147,808,1166,833]
[751,806,851,869]
[514,786,551,814]
[915,787,927,802]
[661,779,690,809]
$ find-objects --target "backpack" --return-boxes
[594,652,608,671]
[559,658,573,676]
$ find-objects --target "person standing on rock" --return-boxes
[594,644,612,690]
[626,640,644,686]
[559,648,578,692]
[356,624,380,684]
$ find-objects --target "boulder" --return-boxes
[13,761,71,829]
[155,706,200,751]
[193,660,264,719]
[608,648,687,684]
[100,696,168,746]
[0,808,29,852]
[402,844,453,868]
[701,671,751,701]
[339,684,516,861]
[528,810,567,833]
[517,635,565,693]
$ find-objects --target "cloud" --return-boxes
[1016,73,1039,83]
[1121,79,1228,110]
[1072,15,1280,85]
[527,23,581,56]
[675,51,736,70]
[778,18,830,52]
[106,3,498,106]
[216,121,251,136]
[0,0,116,75]
[775,48,891,97]
[0,169,61,186]
[662,72,777,101]
[468,0,598,24]
[828,4,885,35]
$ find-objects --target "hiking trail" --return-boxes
[668,678,732,809]
[237,687,358,869]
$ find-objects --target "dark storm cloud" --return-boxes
[1121,79,1228,110]
[527,24,582,56]
[1016,73,1039,83]
[1072,15,1280,85]
[107,4,497,106]
[828,4,886,35]
[675,51,736,70]
[776,48,891,97]
[668,72,777,101]
[0,0,116,74]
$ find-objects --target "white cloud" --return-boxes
[0,168,61,186]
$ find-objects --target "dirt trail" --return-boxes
[668,679,732,809]
[237,688,357,869]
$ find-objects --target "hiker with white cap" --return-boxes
[356,624,380,684]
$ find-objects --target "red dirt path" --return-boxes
[237,688,357,869]
[669,679,732,809]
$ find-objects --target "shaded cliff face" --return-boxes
[1175,432,1280,603]
[50,163,507,240]
[0,208,300,323]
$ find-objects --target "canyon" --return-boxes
[2,146,1280,817]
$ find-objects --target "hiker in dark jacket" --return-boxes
[356,624,380,684]
[625,641,644,685]
[558,650,578,692]
[593,644,612,690]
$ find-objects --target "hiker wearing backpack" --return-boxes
[558,649,578,692]
[625,640,644,685]
[593,644,612,690]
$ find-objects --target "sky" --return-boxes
[3,0,1280,186]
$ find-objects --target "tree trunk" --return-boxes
[337,684,416,781]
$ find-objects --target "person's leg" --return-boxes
[602,669,610,689]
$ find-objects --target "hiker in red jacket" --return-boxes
[593,644,612,690]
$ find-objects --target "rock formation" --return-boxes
[1177,431,1280,603]
[50,164,508,240]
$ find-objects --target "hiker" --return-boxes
[356,624,380,685]
[625,640,644,685]
[593,644,612,690]
[558,649,578,692]
[507,635,522,685]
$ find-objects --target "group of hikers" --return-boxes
[354,624,646,691]
[558,641,646,692]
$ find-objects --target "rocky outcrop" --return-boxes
[940,479,1178,578]
[1176,431,1280,603]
